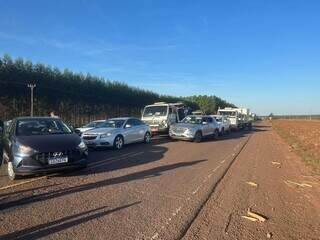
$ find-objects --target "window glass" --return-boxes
[125,119,135,127]
[101,119,125,128]
[132,119,143,126]
[16,119,72,136]
[143,106,168,117]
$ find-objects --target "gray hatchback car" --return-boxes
[169,115,220,142]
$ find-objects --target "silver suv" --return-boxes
[169,115,220,142]
[82,117,151,150]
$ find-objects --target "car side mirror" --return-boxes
[74,129,81,135]
[125,124,132,128]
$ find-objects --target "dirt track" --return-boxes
[0,122,319,239]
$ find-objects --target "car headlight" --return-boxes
[100,132,112,138]
[15,144,34,155]
[185,128,195,134]
[78,140,87,149]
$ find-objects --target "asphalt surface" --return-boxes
[0,130,251,240]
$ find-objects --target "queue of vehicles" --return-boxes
[0,102,253,180]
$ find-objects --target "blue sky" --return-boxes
[0,0,319,115]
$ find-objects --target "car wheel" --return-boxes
[7,161,18,180]
[1,150,8,168]
[214,129,219,139]
[144,132,152,143]
[220,128,224,136]
[194,131,202,143]
[113,135,124,150]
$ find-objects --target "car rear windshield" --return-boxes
[182,116,204,124]
[16,119,72,136]
[143,106,168,117]
[100,120,125,128]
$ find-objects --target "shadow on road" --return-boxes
[68,138,170,176]
[0,183,60,199]
[0,202,140,240]
[0,159,206,211]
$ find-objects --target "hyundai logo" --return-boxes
[53,152,63,157]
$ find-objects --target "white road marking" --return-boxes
[151,233,159,239]
[192,186,201,195]
[212,165,221,172]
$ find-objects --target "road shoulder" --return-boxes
[183,123,320,240]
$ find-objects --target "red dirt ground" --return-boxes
[272,119,320,161]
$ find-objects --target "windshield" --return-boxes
[219,111,237,117]
[100,120,125,128]
[84,121,105,128]
[213,116,222,122]
[182,116,204,124]
[16,119,72,136]
[143,106,168,117]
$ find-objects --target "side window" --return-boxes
[132,119,143,126]
[207,117,213,123]
[125,119,135,127]
[169,107,173,114]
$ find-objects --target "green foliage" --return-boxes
[0,54,235,125]
[183,95,236,115]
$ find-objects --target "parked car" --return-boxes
[211,115,231,135]
[1,117,88,180]
[75,120,106,134]
[169,115,220,142]
[81,117,152,150]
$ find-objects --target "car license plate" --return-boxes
[48,156,68,165]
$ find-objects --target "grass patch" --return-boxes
[272,124,320,172]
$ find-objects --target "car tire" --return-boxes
[214,129,219,139]
[113,135,124,150]
[194,131,202,143]
[1,150,8,167]
[144,132,152,143]
[7,161,19,180]
[220,128,224,136]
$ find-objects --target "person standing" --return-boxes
[50,111,59,118]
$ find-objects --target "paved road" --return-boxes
[0,130,251,240]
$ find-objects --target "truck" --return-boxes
[141,102,190,134]
[217,107,252,130]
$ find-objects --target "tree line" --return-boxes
[0,54,235,126]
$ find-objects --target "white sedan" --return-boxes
[81,117,152,150]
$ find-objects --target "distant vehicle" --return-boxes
[211,115,231,135]
[217,107,252,130]
[169,115,220,142]
[141,102,190,134]
[82,117,151,150]
[76,120,106,134]
[1,117,88,180]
